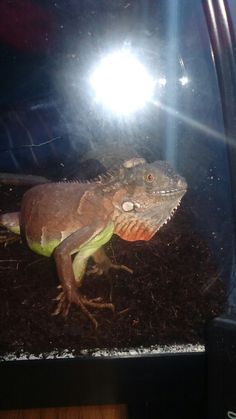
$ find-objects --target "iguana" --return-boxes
[0,158,187,327]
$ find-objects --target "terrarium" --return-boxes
[0,0,235,415]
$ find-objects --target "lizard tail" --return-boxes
[0,212,21,235]
[0,173,50,186]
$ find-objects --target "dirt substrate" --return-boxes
[0,184,225,358]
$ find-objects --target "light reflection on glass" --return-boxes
[179,76,189,86]
[158,77,167,87]
[89,49,156,116]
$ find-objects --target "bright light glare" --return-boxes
[179,76,189,86]
[90,50,156,115]
[158,77,167,87]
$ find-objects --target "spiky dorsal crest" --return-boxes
[97,157,147,193]
[59,157,147,192]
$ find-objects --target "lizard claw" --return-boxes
[111,263,133,274]
[90,248,133,277]
[52,289,114,328]
[87,265,104,276]
[88,262,133,276]
[0,230,20,246]
[52,291,71,317]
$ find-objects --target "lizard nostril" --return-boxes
[177,177,187,190]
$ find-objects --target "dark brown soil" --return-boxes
[0,184,225,358]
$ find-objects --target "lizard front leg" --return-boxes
[90,247,133,276]
[53,222,114,327]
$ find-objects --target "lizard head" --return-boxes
[103,157,187,241]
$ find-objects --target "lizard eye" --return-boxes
[145,173,155,183]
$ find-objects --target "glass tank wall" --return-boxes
[0,0,235,358]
